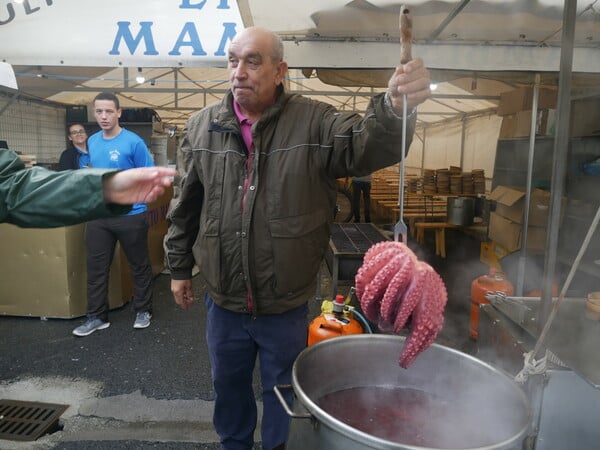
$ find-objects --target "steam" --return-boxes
[301,336,528,449]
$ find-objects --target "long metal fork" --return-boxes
[393,93,408,243]
[393,6,412,243]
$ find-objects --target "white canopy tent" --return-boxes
[1,0,598,177]
[2,0,598,127]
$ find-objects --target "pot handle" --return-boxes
[274,384,312,420]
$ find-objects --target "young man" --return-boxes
[166,27,431,450]
[73,92,155,337]
[58,123,89,170]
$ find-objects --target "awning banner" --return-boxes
[0,0,243,66]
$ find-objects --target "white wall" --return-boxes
[404,113,503,191]
[463,115,503,176]
[0,94,66,165]
[423,120,464,169]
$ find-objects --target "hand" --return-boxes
[386,58,431,113]
[171,279,195,310]
[102,167,176,205]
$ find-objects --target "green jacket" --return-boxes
[0,148,128,228]
[166,88,416,315]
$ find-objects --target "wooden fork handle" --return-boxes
[399,5,413,65]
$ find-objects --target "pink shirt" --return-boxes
[233,100,253,151]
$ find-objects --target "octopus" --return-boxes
[355,241,447,368]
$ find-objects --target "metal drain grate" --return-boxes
[0,399,68,441]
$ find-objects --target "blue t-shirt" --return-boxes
[76,147,90,169]
[88,128,154,215]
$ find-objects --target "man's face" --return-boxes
[94,99,121,131]
[228,29,286,115]
[68,125,87,147]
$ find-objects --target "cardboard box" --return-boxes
[499,109,556,139]
[497,86,558,116]
[0,189,172,319]
[488,186,561,227]
[0,224,130,318]
[489,186,526,224]
[529,189,557,227]
[489,212,522,252]
[145,185,172,275]
[526,226,548,251]
[488,212,547,252]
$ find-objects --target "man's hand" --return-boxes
[386,58,431,113]
[103,167,176,205]
[171,279,195,310]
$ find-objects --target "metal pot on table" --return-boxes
[447,196,476,226]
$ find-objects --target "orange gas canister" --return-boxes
[308,295,364,346]
[469,269,514,340]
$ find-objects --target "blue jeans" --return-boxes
[205,294,308,450]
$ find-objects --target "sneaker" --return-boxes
[133,311,152,329]
[72,318,110,337]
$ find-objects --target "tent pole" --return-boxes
[516,73,541,296]
[523,2,577,448]
[538,0,576,338]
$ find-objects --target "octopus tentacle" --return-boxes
[391,262,428,333]
[359,252,406,322]
[354,241,447,368]
[399,269,447,367]
[356,245,401,299]
[379,255,416,325]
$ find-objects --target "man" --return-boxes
[352,174,372,222]
[165,27,431,450]
[73,92,155,337]
[1,147,174,227]
[58,123,89,170]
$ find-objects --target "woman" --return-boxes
[58,123,89,170]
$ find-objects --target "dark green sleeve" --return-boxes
[0,149,130,228]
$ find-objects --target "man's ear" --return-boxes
[275,61,288,85]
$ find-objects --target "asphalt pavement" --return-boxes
[0,225,483,449]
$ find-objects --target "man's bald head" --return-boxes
[232,27,284,64]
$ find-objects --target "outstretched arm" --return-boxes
[1,149,175,228]
[102,167,176,205]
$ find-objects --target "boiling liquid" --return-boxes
[318,386,517,448]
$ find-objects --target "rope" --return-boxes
[515,350,547,384]
[515,205,600,383]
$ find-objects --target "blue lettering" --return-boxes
[23,1,41,15]
[109,21,159,56]
[215,22,237,56]
[168,22,207,56]
[179,0,207,9]
[1,0,53,25]
[179,0,230,10]
[0,3,15,25]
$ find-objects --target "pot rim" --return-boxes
[291,334,531,450]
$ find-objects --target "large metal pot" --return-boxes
[447,196,476,226]
[277,335,530,450]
